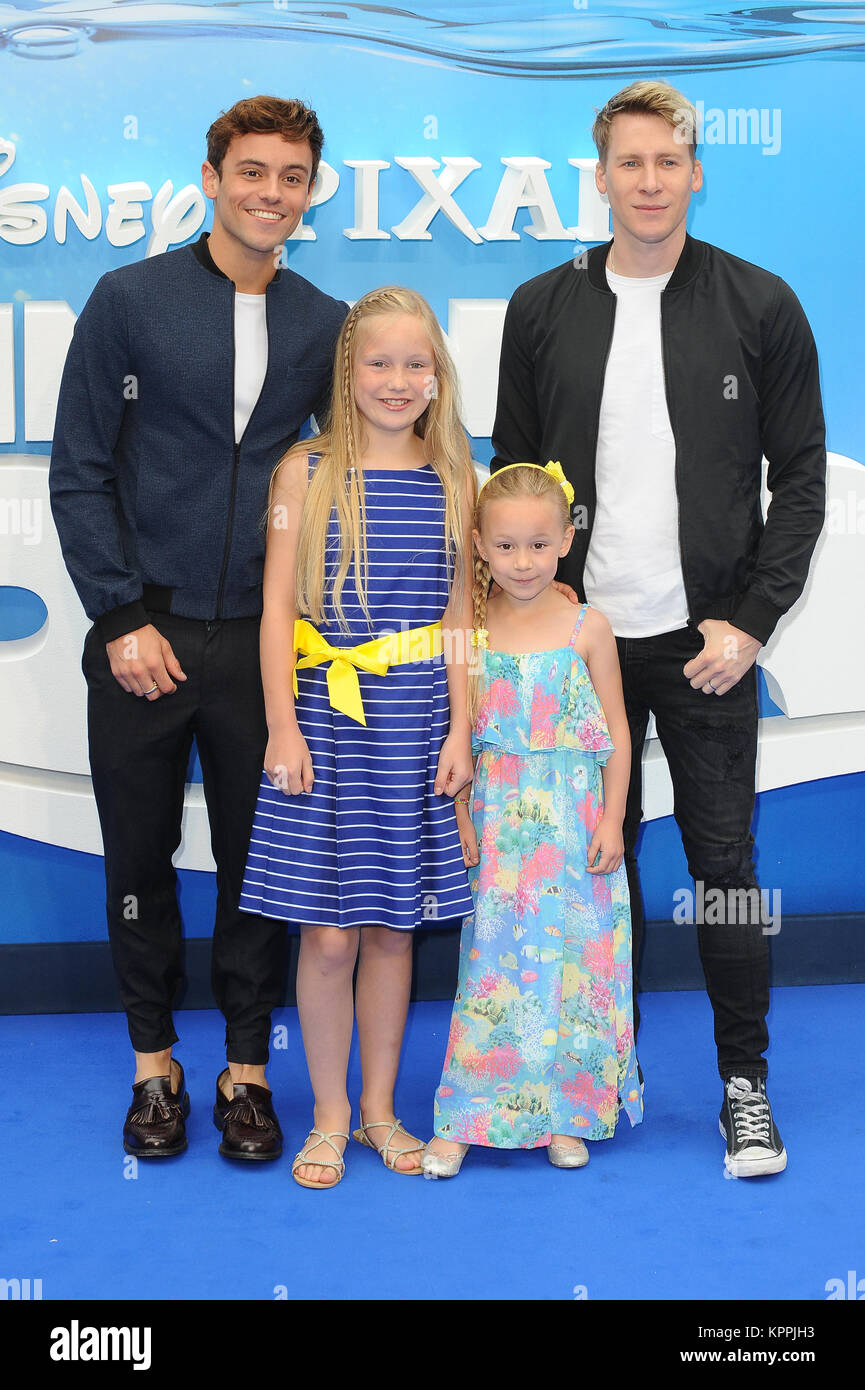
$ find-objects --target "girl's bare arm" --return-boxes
[259,451,313,794]
[435,474,477,795]
[581,608,631,872]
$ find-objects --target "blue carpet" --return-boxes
[3,985,861,1302]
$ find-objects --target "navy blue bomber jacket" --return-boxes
[50,234,347,641]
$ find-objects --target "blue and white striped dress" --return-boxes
[239,462,473,931]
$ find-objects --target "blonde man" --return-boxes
[491,80,825,1176]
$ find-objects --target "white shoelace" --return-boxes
[728,1082,771,1143]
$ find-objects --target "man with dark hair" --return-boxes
[50,96,346,1161]
[491,79,825,1177]
[204,95,325,180]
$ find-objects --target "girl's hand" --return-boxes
[455,805,479,867]
[586,817,624,874]
[264,727,314,796]
[433,732,474,798]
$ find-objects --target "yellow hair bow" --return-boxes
[543,460,575,505]
[478,459,574,506]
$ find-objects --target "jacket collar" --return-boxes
[190,232,283,285]
[587,232,705,292]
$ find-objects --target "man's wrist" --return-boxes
[98,599,149,645]
[726,594,779,647]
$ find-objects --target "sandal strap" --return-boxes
[292,1127,349,1175]
[360,1117,425,1169]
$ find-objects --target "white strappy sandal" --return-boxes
[291,1128,349,1189]
[351,1113,425,1175]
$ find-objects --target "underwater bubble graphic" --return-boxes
[0,2,863,71]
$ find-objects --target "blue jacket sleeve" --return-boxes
[49,273,149,638]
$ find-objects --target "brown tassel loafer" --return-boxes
[123,1059,190,1158]
[213,1068,282,1161]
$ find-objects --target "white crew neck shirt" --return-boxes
[582,265,689,638]
[234,291,269,443]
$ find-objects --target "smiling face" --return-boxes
[352,313,436,437]
[595,112,702,254]
[201,131,314,264]
[475,494,575,605]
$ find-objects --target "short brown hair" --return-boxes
[206,96,324,185]
[593,80,698,166]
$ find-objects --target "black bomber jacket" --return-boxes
[490,234,826,644]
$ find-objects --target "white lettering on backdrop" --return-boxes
[0,139,611,250]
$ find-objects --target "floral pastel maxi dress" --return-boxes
[433,605,643,1149]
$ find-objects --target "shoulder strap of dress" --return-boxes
[307,451,321,481]
[569,602,589,647]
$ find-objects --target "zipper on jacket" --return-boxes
[216,439,241,619]
[215,285,270,619]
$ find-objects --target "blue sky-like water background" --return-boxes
[1,3,863,933]
[1,1,862,461]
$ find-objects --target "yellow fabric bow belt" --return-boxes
[293,618,444,726]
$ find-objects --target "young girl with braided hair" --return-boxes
[423,462,643,1177]
[239,286,477,1187]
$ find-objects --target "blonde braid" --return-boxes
[323,306,369,630]
[467,547,491,725]
[471,549,490,635]
[341,309,357,473]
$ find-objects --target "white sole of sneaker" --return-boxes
[719,1121,788,1177]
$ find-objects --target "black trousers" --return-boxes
[83,613,287,1063]
[616,622,770,1079]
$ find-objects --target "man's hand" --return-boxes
[683,619,761,696]
[550,580,581,606]
[106,624,187,699]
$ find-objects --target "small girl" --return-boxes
[423,462,643,1176]
[239,286,477,1188]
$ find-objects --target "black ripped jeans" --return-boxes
[616,622,770,1079]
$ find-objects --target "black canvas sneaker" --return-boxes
[719,1075,787,1177]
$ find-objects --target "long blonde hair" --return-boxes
[468,464,572,723]
[292,286,476,633]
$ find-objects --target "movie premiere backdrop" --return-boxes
[1,2,863,1005]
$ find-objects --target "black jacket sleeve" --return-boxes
[490,285,543,470]
[731,280,826,642]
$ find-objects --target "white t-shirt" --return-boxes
[582,266,689,638]
[234,292,269,443]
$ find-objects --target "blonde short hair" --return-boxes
[592,80,698,165]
